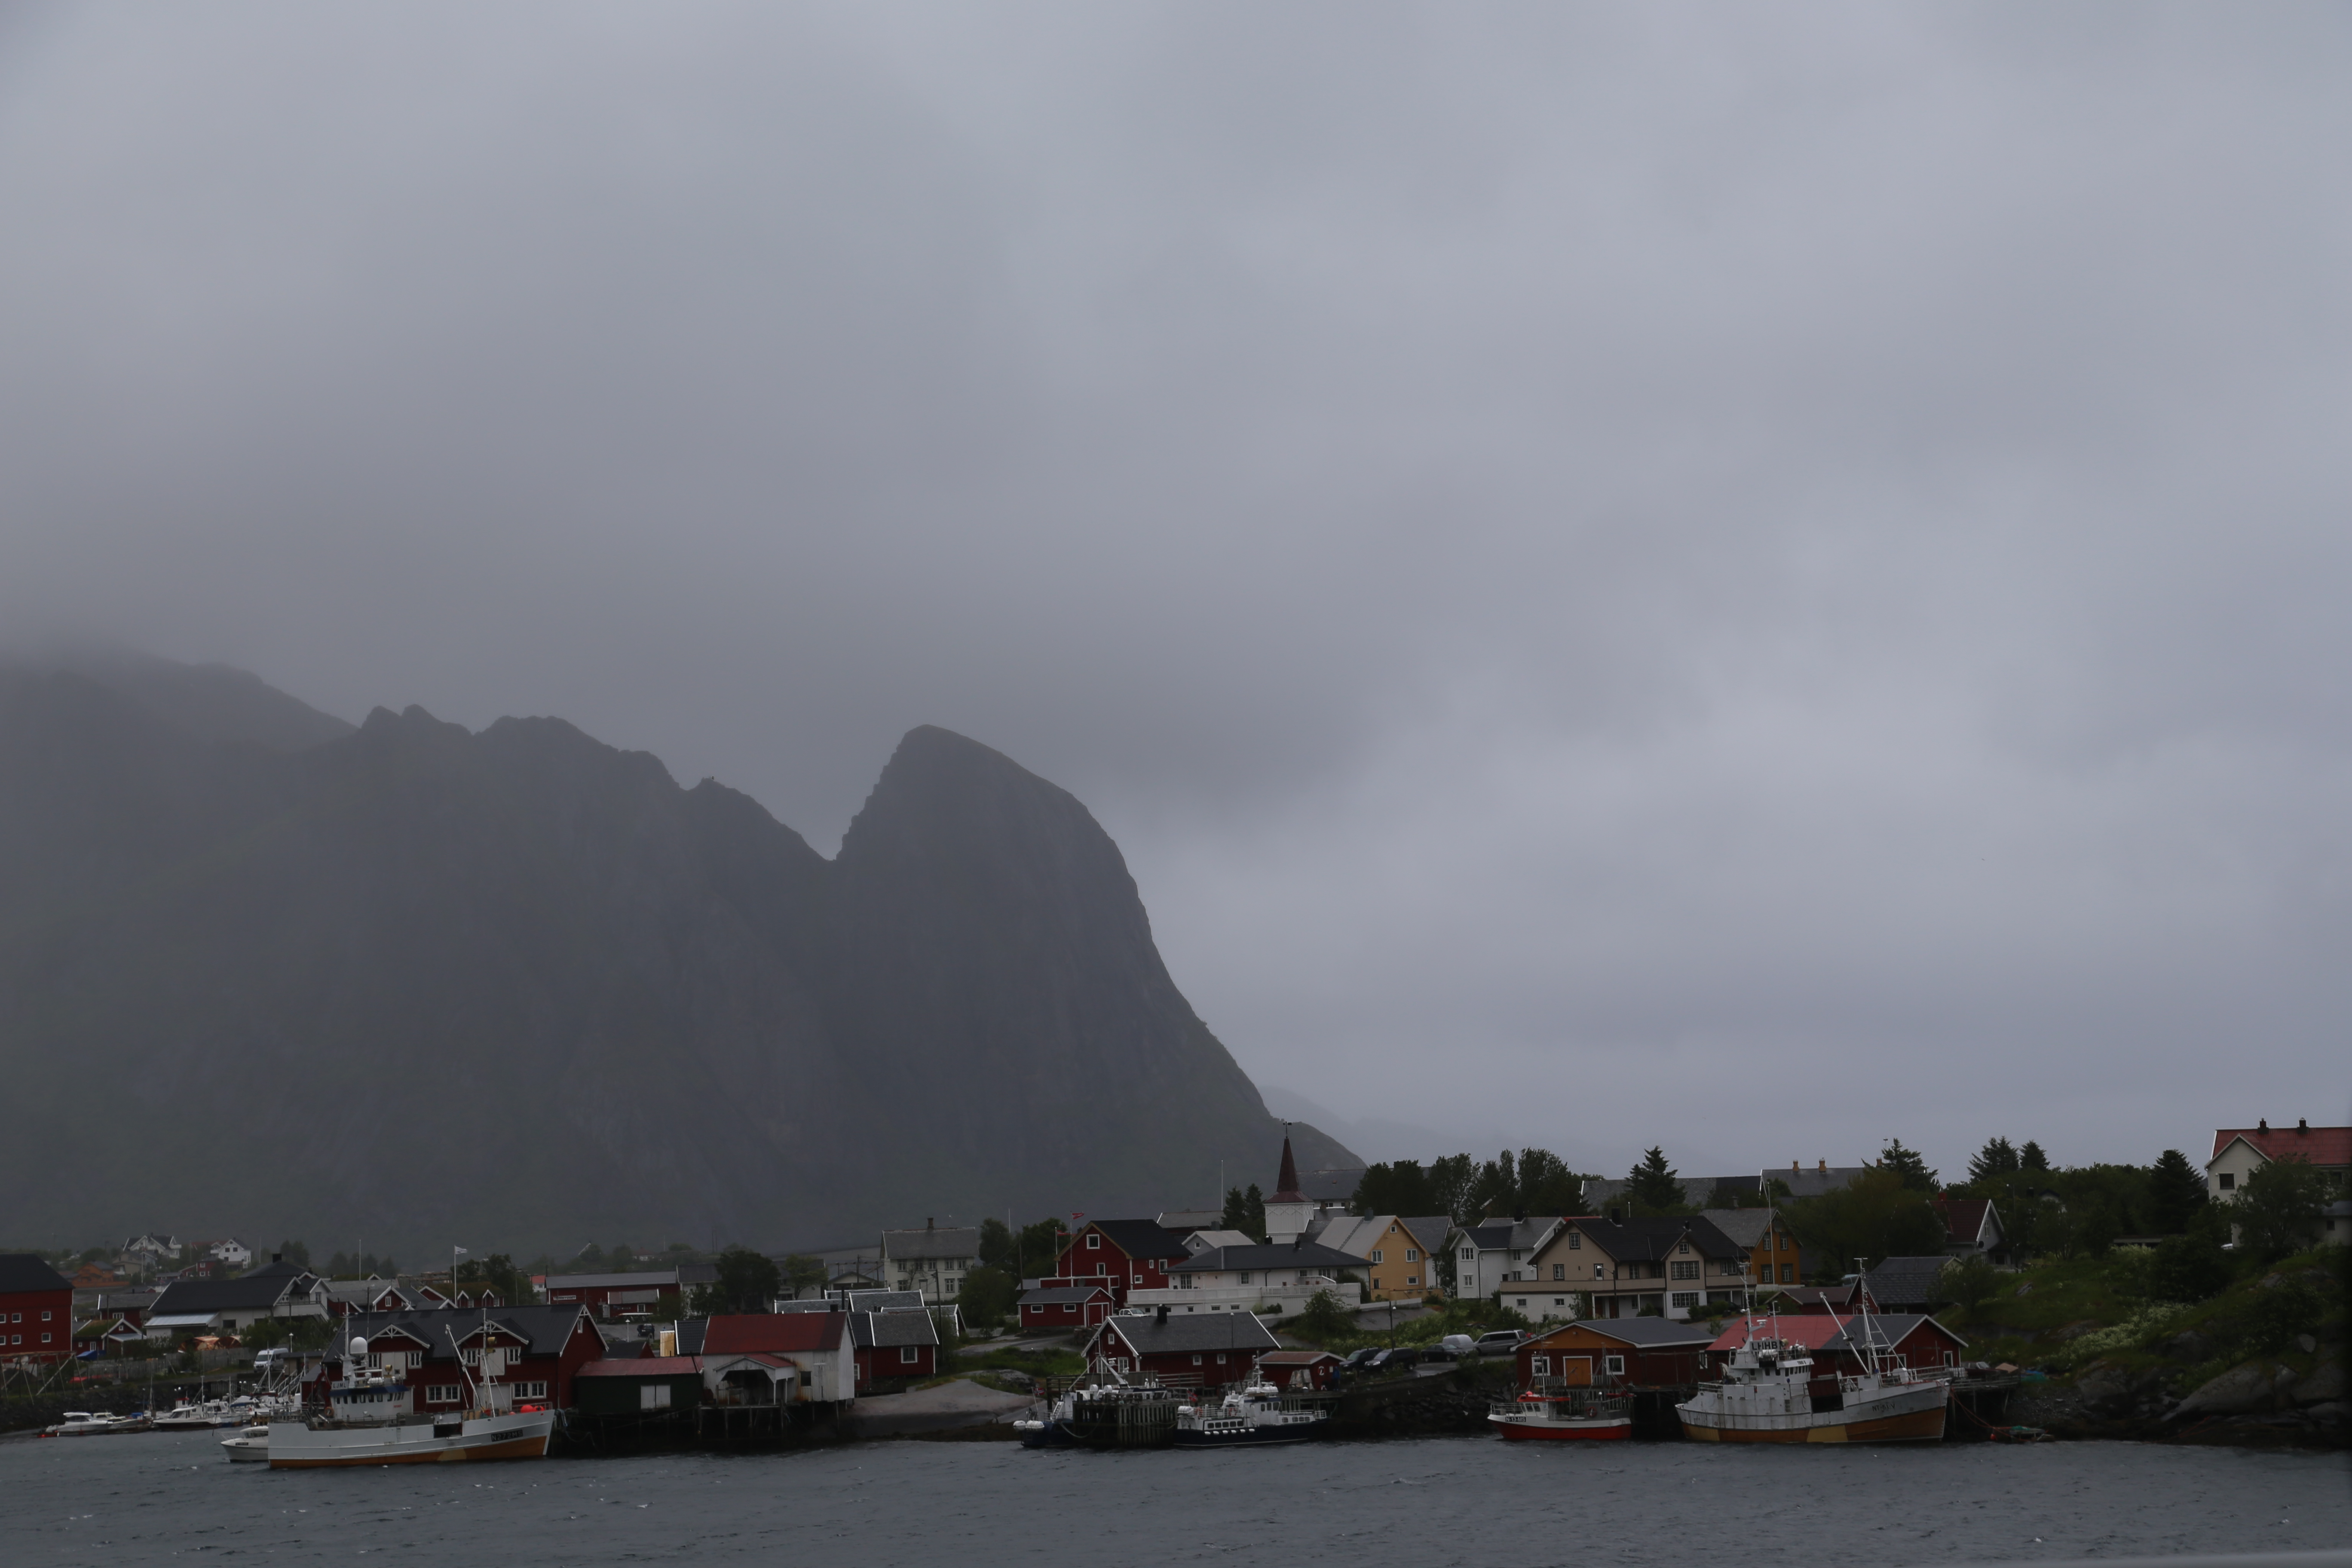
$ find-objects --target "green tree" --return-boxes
[2147,1233,2232,1302]
[1518,1150,1585,1216]
[1877,1139,1938,1193]
[1939,1254,2000,1315]
[782,1254,827,1300]
[575,1243,605,1270]
[2232,1156,2329,1262]
[1467,1151,1516,1219]
[1294,1288,1354,1342]
[275,1240,312,1269]
[1785,1169,1946,1274]
[478,1253,531,1304]
[2146,1148,2208,1235]
[1018,1217,1065,1279]
[2019,1141,2049,1173]
[1426,1153,1478,1221]
[958,1265,1017,1329]
[707,1245,783,1314]
[978,1218,1017,1275]
[1966,1138,2020,1185]
[1624,1147,1684,1215]
[1219,1186,1250,1233]
[242,1316,292,1349]
[1243,1185,1267,1243]
[1353,1161,1436,1218]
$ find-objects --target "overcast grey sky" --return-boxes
[4,3,2346,1182]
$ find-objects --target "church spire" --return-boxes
[1272,1127,1305,1203]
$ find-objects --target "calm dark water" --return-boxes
[4,1428,2346,1567]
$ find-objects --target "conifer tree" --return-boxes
[1625,1146,1684,1213]
[1966,1137,2019,1185]
[2147,1148,2208,1235]
[2019,1140,2050,1172]
[1878,1139,1938,1192]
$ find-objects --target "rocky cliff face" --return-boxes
[0,657,1354,1256]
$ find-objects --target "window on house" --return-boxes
[1671,1292,1699,1310]
[42,1310,52,1320]
[1193,1354,1203,1364]
[1678,1241,1690,1254]
[1605,1355,1624,1375]
[1515,1297,1529,1308]
[1216,1353,1228,1364]
[1553,1264,1565,1280]
[1063,1304,1075,1315]
[1532,1355,1550,1375]
[640,1385,671,1410]
[1406,1249,1418,1262]
[1459,1246,1473,1259]
[1371,1250,1384,1263]
[425,1385,463,1404]
[1096,1262,1107,1275]
[1671,1262,1699,1280]
[512,1381,547,1400]
[1594,1265,1605,1280]
[2217,1173,2235,1191]
[1779,1264,1794,1283]
[1568,1232,1580,1249]
[1239,1272,1251,1284]
[1409,1275,1420,1286]
[1087,1233,1101,1248]
[900,1347,919,1364]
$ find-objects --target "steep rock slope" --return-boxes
[0,662,1353,1255]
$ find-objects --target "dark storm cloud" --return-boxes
[3,3,2346,1178]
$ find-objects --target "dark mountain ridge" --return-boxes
[0,658,1354,1256]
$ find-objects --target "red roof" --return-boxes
[703,1313,845,1354]
[578,1356,700,1377]
[1704,1314,1853,1354]
[2211,1124,2352,1167]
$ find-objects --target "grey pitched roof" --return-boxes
[1457,1222,1516,1251]
[1094,1311,1282,1356]
[1860,1257,1953,1308]
[544,1270,683,1290]
[1698,1209,1777,1249]
[1156,1210,1223,1231]
[150,1274,311,1315]
[880,1227,980,1260]
[1169,1242,1371,1274]
[351,1304,590,1360]
[0,1253,72,1294]
[849,1310,940,1350]
[1574,1216,1743,1262]
[1397,1217,1456,1255]
[1078,1219,1192,1263]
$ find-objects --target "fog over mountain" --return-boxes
[0,652,1355,1253]
[1,5,2346,1192]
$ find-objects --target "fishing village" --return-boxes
[3,1126,2343,1469]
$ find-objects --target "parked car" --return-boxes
[1437,1333,1479,1357]
[1417,1343,1458,1364]
[1341,1347,1384,1371]
[1363,1347,1421,1375]
[1474,1329,1529,1356]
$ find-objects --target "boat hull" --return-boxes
[1170,1422,1327,1448]
[266,1410,555,1467]
[1679,1383,1948,1444]
[1489,1413,1632,1442]
[221,1431,270,1464]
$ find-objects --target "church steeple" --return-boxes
[1272,1130,1305,1203]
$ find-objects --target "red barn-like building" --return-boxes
[0,1255,74,1363]
[1084,1306,1280,1388]
[1704,1311,1966,1376]
[1018,1283,1113,1331]
[1047,1220,1192,1306]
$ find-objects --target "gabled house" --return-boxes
[325,1305,602,1412]
[1519,1216,1747,1320]
[694,1312,855,1406]
[573,1355,705,1416]
[1453,1218,1567,1302]
[1048,1219,1193,1305]
[2207,1121,2351,1237]
[1018,1283,1114,1331]
[1699,1209,1802,1291]
[323,1277,436,1317]
[879,1222,982,1304]
[1259,1349,1344,1390]
[542,1269,687,1319]
[1259,1135,1360,1245]
[1084,1305,1281,1387]
[73,1316,147,1356]
[1516,1317,1716,1390]
[1140,1240,1371,1316]
[1313,1216,1452,1300]
[0,1254,74,1363]
[119,1234,182,1269]
[1180,1229,1256,1254]
[1156,1209,1224,1233]
[146,1257,328,1340]
[849,1309,940,1387]
[1933,1197,2009,1264]
[204,1238,254,1269]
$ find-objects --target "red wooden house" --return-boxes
[318,1305,603,1412]
[1047,1220,1191,1306]
[543,1269,687,1318]
[849,1309,940,1386]
[1259,1349,1344,1390]
[1703,1311,1966,1375]
[0,1254,76,1363]
[1515,1317,1716,1389]
[1018,1283,1113,1331]
[1083,1305,1280,1387]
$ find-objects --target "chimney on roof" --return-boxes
[927,1217,934,1230]
[1817,1160,1827,1172]
[2297,1118,2308,1132]
[2259,1119,2268,1131]
[1156,1304,1169,1325]
[271,1253,282,1265]
[1791,1161,1799,1173]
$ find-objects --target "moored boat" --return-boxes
[43,1411,155,1436]
[220,1427,270,1463]
[1678,1298,1949,1444]
[1171,1380,1328,1448]
[1488,1384,1632,1441]
[266,1335,554,1468]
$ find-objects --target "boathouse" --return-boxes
[1703,1311,1966,1376]
[1084,1305,1280,1387]
[1018,1283,1113,1330]
[1516,1317,1717,1389]
[0,1254,74,1363]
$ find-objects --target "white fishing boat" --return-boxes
[1488,1383,1632,1442]
[265,1335,554,1468]
[1171,1380,1328,1448]
[155,1399,239,1430]
[1678,1290,1949,1444]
